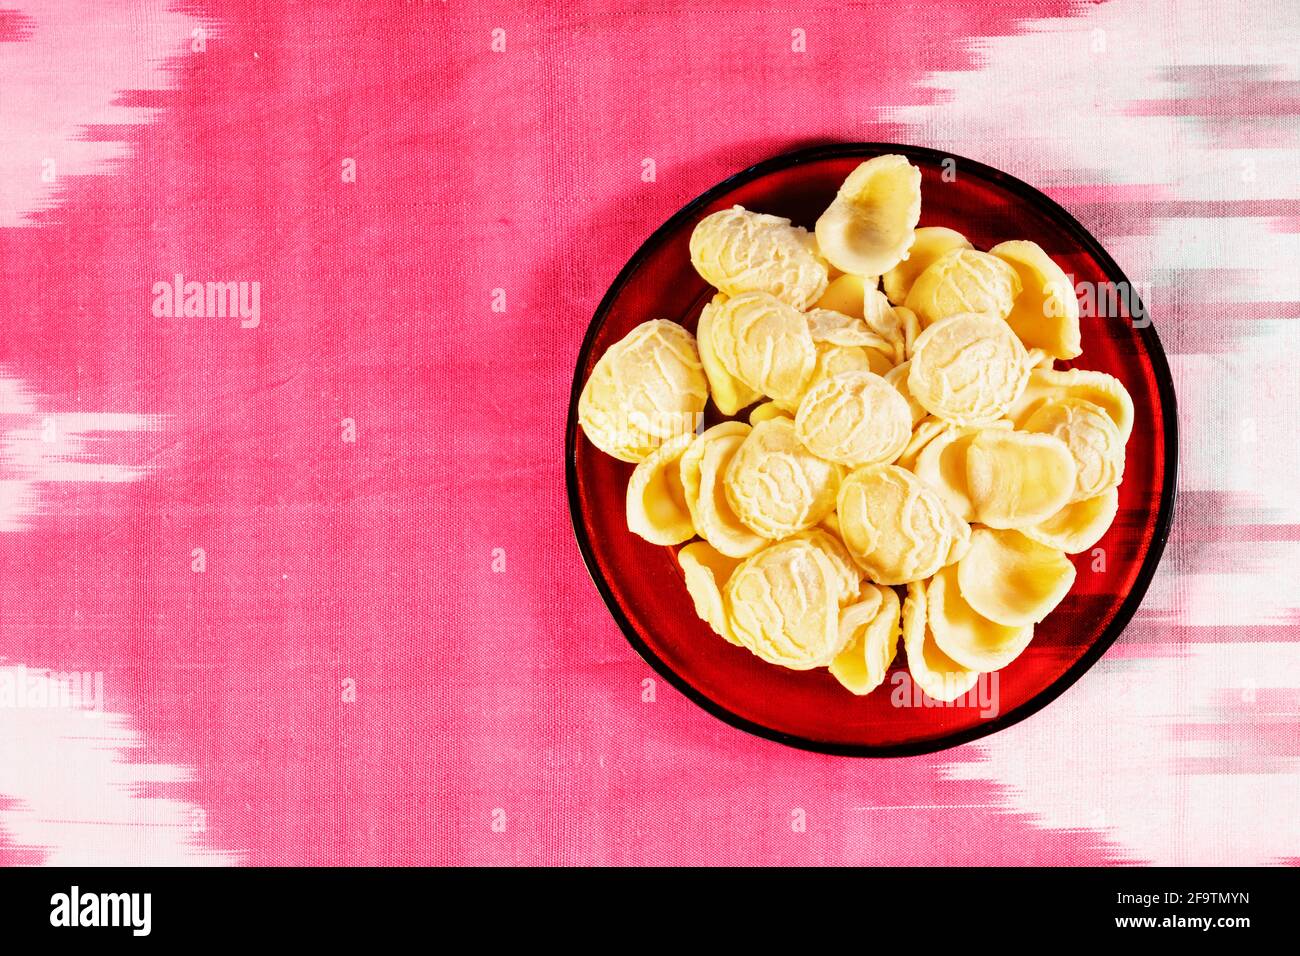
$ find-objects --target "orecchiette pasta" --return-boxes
[577,153,1132,701]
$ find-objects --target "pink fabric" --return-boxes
[1,0,1297,866]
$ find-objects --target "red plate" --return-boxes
[566,143,1177,755]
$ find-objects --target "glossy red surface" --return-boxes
[566,144,1175,755]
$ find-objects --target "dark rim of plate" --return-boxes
[564,142,1179,757]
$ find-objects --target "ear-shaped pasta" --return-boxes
[690,205,828,309]
[989,240,1082,360]
[882,226,973,306]
[678,541,743,645]
[883,361,927,425]
[794,370,912,467]
[896,417,947,470]
[814,155,922,277]
[626,432,697,544]
[725,418,840,539]
[806,307,896,353]
[679,422,766,558]
[1006,368,1135,442]
[696,294,761,416]
[748,401,792,425]
[863,289,907,363]
[902,579,980,702]
[830,584,901,695]
[966,429,1076,529]
[912,423,1010,522]
[1023,397,1126,502]
[776,341,883,413]
[1020,488,1119,554]
[957,528,1076,627]
[725,538,847,669]
[710,292,816,406]
[813,273,878,318]
[896,306,921,359]
[908,313,1030,426]
[928,562,1035,671]
[789,526,863,606]
[903,249,1022,327]
[837,464,965,585]
[578,319,709,462]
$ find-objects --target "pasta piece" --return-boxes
[1006,367,1135,442]
[895,417,947,470]
[883,361,927,426]
[710,291,817,405]
[678,541,743,645]
[958,529,1075,627]
[882,226,973,305]
[966,429,1076,529]
[989,240,1082,360]
[748,401,791,425]
[911,423,1007,522]
[794,370,912,467]
[1023,397,1126,502]
[1020,488,1119,554]
[626,432,697,544]
[725,538,848,669]
[902,579,980,702]
[928,562,1035,671]
[908,313,1030,426]
[679,422,766,559]
[814,155,922,276]
[830,584,901,695]
[725,418,840,539]
[578,319,708,462]
[696,294,761,415]
[813,273,878,318]
[789,526,863,606]
[837,464,967,585]
[689,205,828,309]
[903,248,1022,327]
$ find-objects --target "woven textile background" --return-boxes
[0,0,1297,866]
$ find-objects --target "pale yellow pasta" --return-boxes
[1020,488,1119,554]
[928,562,1035,671]
[896,306,921,359]
[830,584,901,695]
[814,155,922,277]
[789,526,863,606]
[863,289,907,362]
[882,226,973,305]
[696,294,761,415]
[626,432,696,544]
[689,205,828,309]
[679,422,767,559]
[1006,367,1134,442]
[794,370,912,467]
[904,248,1022,327]
[776,341,881,413]
[710,291,816,405]
[806,307,895,354]
[1023,397,1126,502]
[896,416,947,470]
[966,429,1077,529]
[902,579,980,702]
[912,423,1009,522]
[813,273,877,318]
[990,240,1082,360]
[837,464,966,585]
[726,538,847,669]
[725,417,840,539]
[908,313,1029,426]
[883,361,927,425]
[678,540,743,645]
[958,528,1076,627]
[578,319,708,462]
[748,401,791,425]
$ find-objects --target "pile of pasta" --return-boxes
[578,154,1132,702]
